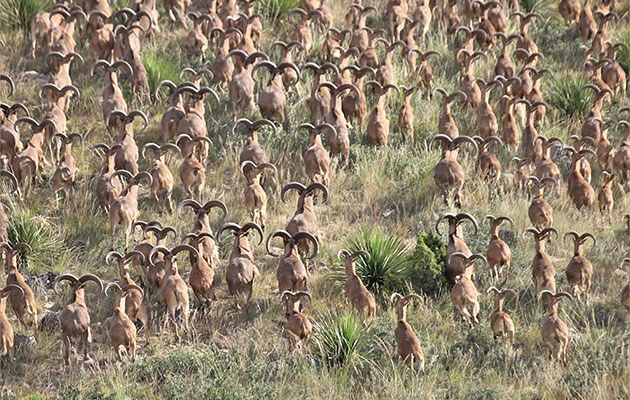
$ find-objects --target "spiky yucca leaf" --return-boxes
[549,74,594,119]
[256,0,298,24]
[0,0,49,35]
[142,50,181,100]
[311,309,379,372]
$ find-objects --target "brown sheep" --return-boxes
[429,134,479,207]
[280,291,313,349]
[267,230,318,300]
[391,293,424,372]
[295,123,333,186]
[240,161,277,230]
[436,212,478,280]
[484,216,513,283]
[525,227,558,304]
[597,171,615,215]
[487,286,516,353]
[105,283,143,361]
[141,143,181,213]
[527,176,556,230]
[564,231,596,302]
[0,285,24,364]
[54,273,104,365]
[449,252,485,328]
[218,222,263,309]
[339,250,376,320]
[539,290,573,363]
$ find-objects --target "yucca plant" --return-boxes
[8,207,73,273]
[256,0,298,25]
[519,0,550,13]
[0,0,49,36]
[327,228,412,302]
[142,50,181,101]
[311,309,379,372]
[549,74,594,119]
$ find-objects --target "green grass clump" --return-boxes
[0,0,49,35]
[519,0,550,13]
[311,309,380,372]
[617,30,630,75]
[142,50,181,100]
[408,231,448,297]
[256,0,299,25]
[549,74,594,119]
[8,207,73,273]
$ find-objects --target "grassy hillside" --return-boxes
[0,0,629,398]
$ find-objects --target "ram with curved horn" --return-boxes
[486,286,517,353]
[235,118,275,182]
[54,273,103,365]
[0,285,24,363]
[106,250,149,329]
[11,117,57,196]
[106,109,148,175]
[484,216,513,283]
[105,282,143,361]
[45,52,83,112]
[565,147,596,210]
[184,232,220,308]
[429,134,479,207]
[252,61,301,126]
[539,290,573,363]
[93,143,123,213]
[91,60,133,134]
[525,227,559,303]
[50,132,82,201]
[218,222,264,310]
[282,182,328,264]
[178,199,228,263]
[0,242,38,336]
[533,136,563,182]
[228,51,269,113]
[0,102,30,169]
[317,81,360,167]
[267,230,317,299]
[175,86,220,163]
[433,88,466,139]
[149,245,192,338]
[154,80,195,142]
[295,123,333,186]
[564,231,596,302]
[526,176,556,230]
[436,213,478,280]
[38,84,81,162]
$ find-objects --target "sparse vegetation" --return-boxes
[0,0,628,398]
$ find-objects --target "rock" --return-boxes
[26,271,58,297]
[14,334,36,353]
[39,310,60,333]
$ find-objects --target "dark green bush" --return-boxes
[618,30,630,75]
[407,231,448,297]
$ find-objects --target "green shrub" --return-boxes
[519,0,550,13]
[617,30,630,75]
[256,0,299,25]
[8,207,73,273]
[0,0,49,35]
[311,309,379,372]
[407,231,448,297]
[142,50,181,101]
[549,74,594,119]
[345,228,412,300]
